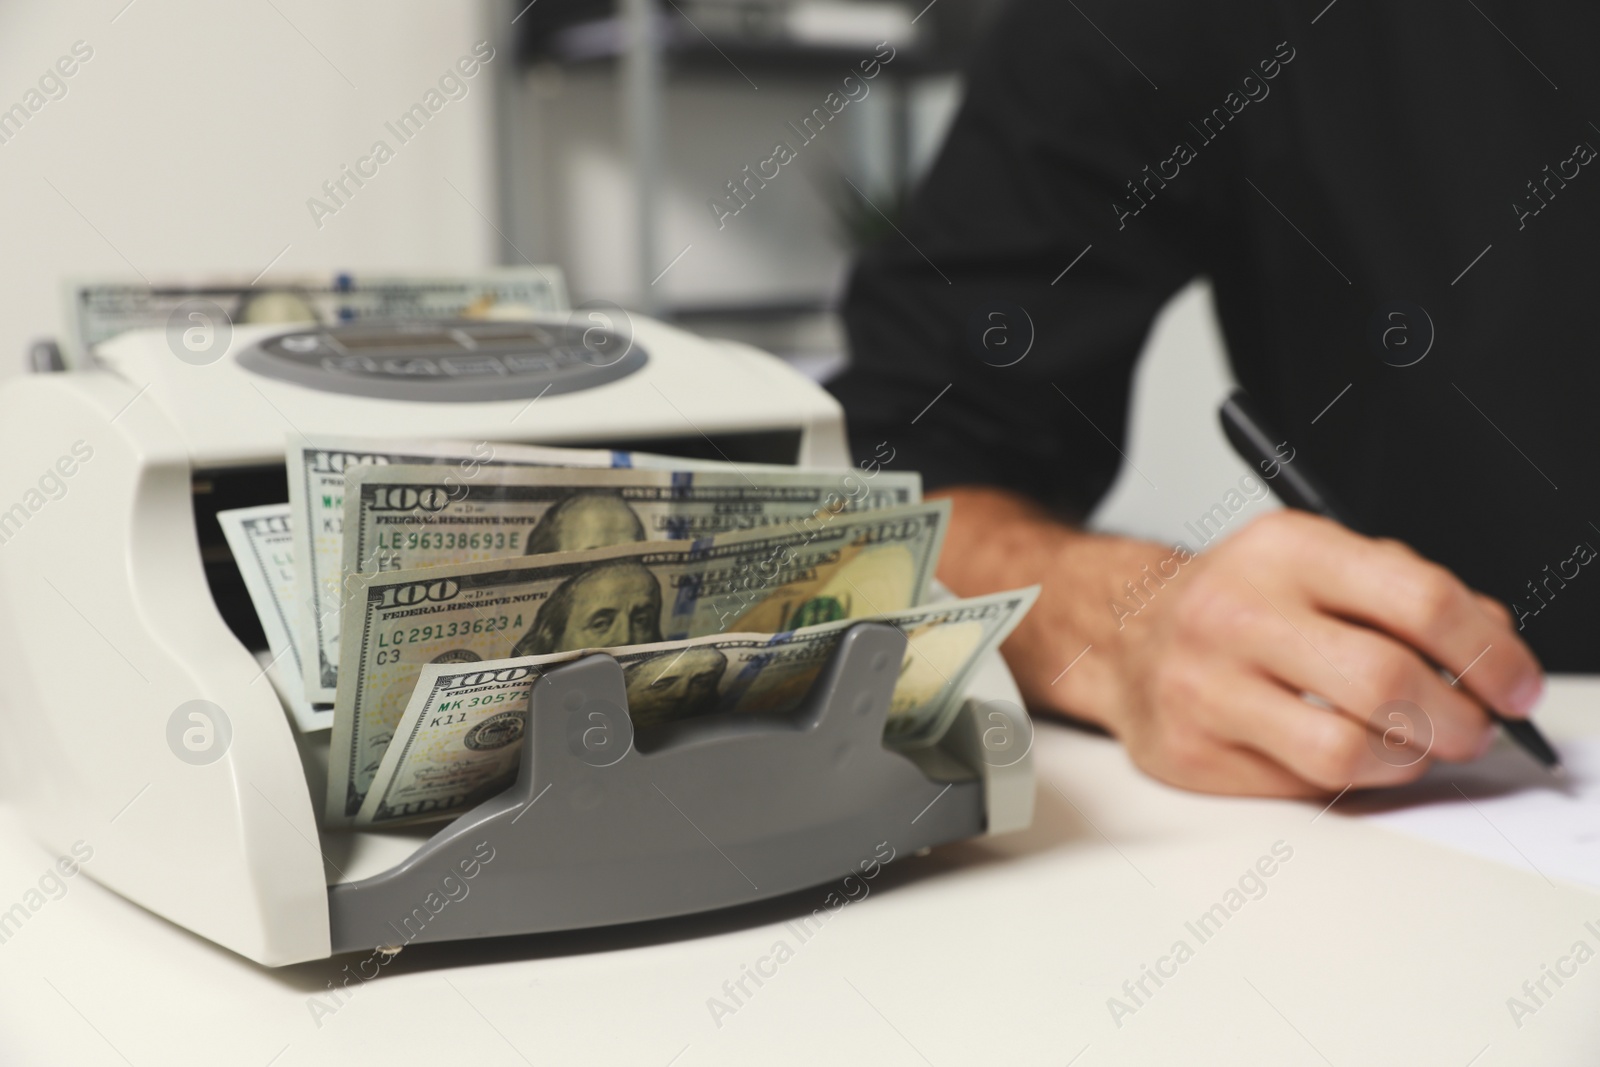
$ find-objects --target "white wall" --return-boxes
[1088,280,1273,543]
[0,0,498,377]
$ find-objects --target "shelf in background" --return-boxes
[511,0,969,74]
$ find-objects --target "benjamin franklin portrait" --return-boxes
[623,647,728,728]
[524,491,646,556]
[511,560,663,658]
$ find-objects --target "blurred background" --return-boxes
[0,0,1250,541]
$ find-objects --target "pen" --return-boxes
[1219,388,1562,772]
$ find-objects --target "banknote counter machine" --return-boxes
[0,314,1034,966]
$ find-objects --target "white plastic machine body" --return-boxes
[0,314,1032,966]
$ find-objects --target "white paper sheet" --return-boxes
[1353,737,1600,890]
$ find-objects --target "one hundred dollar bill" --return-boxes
[293,436,824,703]
[355,587,1038,827]
[216,504,332,733]
[292,436,650,704]
[326,501,951,823]
[62,268,567,365]
[341,463,922,578]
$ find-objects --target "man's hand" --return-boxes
[934,487,1545,797]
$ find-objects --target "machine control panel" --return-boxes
[236,319,646,402]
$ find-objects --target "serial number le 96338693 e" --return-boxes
[374,530,522,551]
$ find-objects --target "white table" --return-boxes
[3,680,1598,1066]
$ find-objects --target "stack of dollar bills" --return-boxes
[217,436,1038,829]
[62,269,568,366]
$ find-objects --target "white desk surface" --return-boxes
[3,680,1599,1066]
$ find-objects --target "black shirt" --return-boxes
[828,0,1600,670]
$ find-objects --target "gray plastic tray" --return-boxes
[327,623,1013,953]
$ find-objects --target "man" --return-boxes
[512,562,664,657]
[623,647,729,728]
[829,0,1590,797]
[523,491,646,555]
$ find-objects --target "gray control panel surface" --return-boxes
[237,320,646,401]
